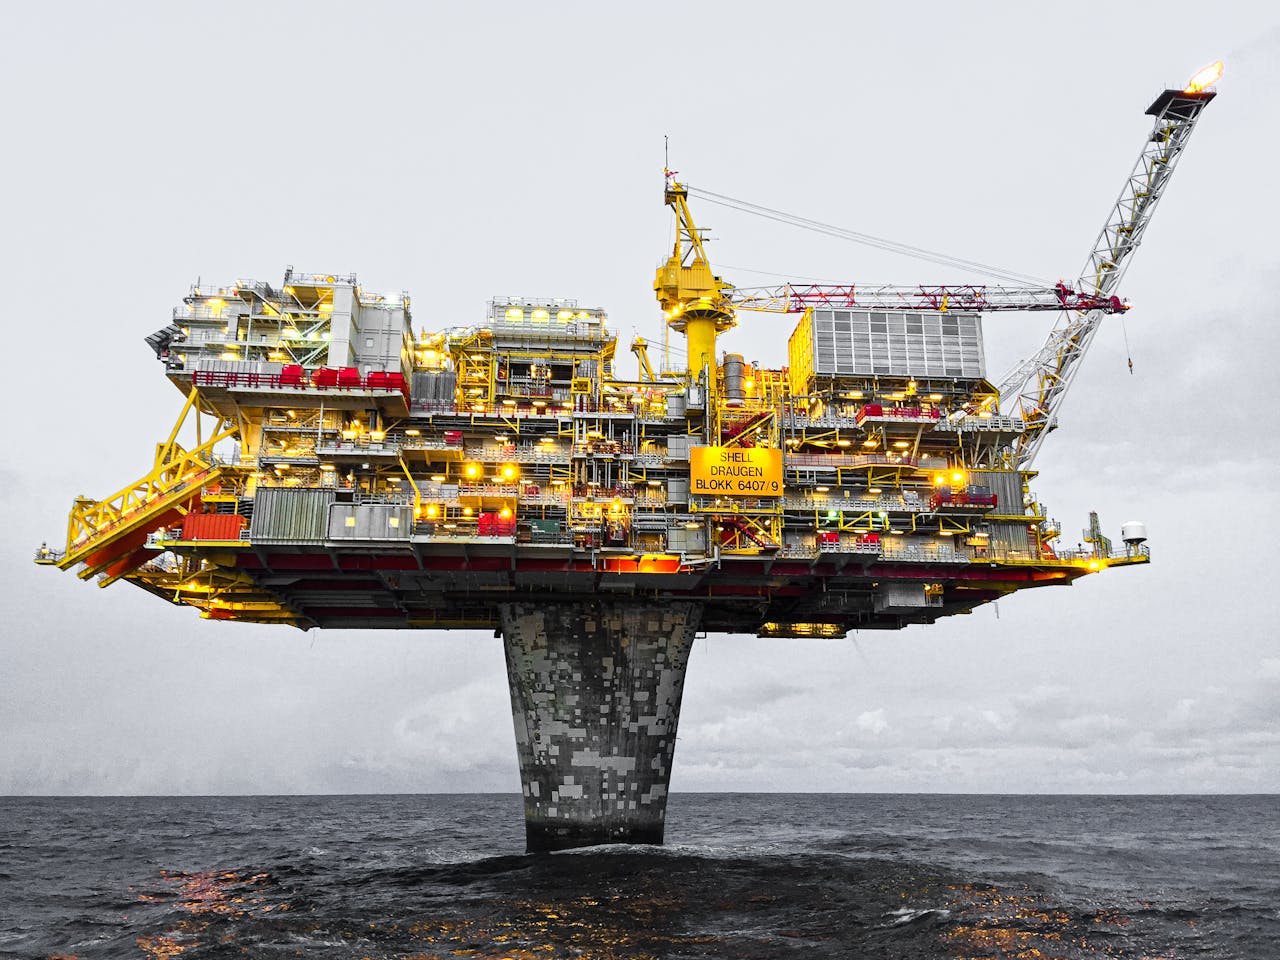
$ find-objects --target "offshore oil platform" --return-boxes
[38,67,1219,850]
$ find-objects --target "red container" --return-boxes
[367,371,390,389]
[478,513,516,536]
[312,368,338,388]
[385,372,408,395]
[182,513,246,541]
[280,364,304,386]
[337,367,362,388]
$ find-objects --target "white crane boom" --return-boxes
[999,66,1221,467]
[727,282,1126,315]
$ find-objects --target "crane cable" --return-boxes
[686,186,1052,287]
[1121,314,1135,375]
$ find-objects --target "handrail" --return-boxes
[785,452,920,469]
[191,369,409,395]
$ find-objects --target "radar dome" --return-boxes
[1121,520,1148,545]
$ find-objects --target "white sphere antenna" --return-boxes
[1121,520,1148,545]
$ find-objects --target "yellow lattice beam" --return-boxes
[57,388,239,570]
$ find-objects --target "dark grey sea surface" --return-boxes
[0,794,1275,958]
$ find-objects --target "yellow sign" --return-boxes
[689,446,783,496]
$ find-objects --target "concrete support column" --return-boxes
[499,601,700,852]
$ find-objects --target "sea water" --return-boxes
[1,793,1275,958]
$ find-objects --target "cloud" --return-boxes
[1166,697,1198,725]
[981,709,1012,732]
[675,656,1280,794]
[855,709,889,735]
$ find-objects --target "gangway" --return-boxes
[41,388,240,584]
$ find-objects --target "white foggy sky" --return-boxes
[1,2,1277,795]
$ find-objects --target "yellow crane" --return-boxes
[652,179,735,387]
